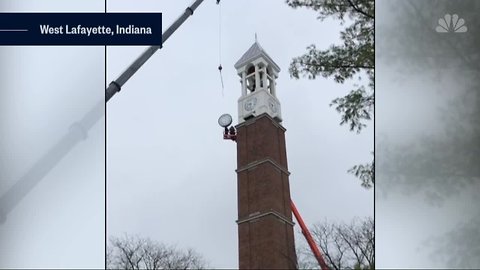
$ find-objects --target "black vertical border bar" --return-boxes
[104,0,108,268]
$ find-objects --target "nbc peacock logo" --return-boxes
[436,14,467,33]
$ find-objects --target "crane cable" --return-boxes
[217,0,224,96]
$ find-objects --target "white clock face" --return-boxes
[218,114,233,127]
[244,98,257,111]
[269,99,277,113]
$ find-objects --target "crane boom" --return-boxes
[291,200,330,270]
[106,0,207,101]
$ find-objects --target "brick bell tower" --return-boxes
[234,41,297,269]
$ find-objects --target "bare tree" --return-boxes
[107,234,208,270]
[297,217,374,270]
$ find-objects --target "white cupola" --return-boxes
[234,40,282,123]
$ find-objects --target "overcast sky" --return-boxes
[107,0,373,268]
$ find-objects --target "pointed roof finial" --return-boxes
[234,40,281,72]
[255,32,258,43]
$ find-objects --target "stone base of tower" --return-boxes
[236,113,297,269]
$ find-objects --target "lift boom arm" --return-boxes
[291,200,330,270]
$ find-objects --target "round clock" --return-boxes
[269,99,277,113]
[218,113,233,127]
[244,97,257,111]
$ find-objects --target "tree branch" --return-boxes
[302,62,374,70]
[346,0,374,19]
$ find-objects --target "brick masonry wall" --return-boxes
[236,113,297,269]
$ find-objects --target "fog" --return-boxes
[0,1,105,268]
[376,1,480,268]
